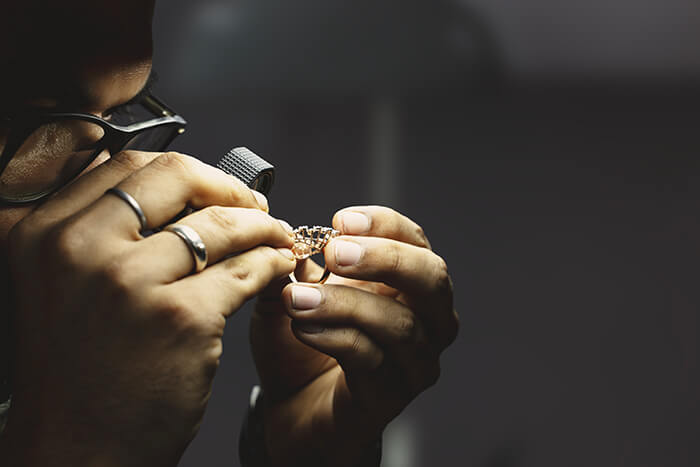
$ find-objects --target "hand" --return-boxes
[1,151,296,467]
[251,206,458,467]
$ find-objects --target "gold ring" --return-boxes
[289,225,339,284]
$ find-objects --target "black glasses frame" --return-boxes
[0,94,187,204]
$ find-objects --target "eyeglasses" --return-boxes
[0,93,187,204]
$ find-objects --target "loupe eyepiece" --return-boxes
[216,147,275,196]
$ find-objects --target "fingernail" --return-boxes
[294,322,325,334]
[278,219,294,236]
[339,211,370,234]
[334,240,362,266]
[277,248,296,261]
[291,285,322,310]
[252,190,269,211]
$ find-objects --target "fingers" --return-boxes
[286,282,432,357]
[333,206,431,249]
[136,207,294,282]
[323,236,457,347]
[286,282,451,356]
[324,236,449,298]
[291,323,385,372]
[284,283,442,391]
[27,150,161,232]
[88,151,268,236]
[286,284,420,345]
[169,245,296,317]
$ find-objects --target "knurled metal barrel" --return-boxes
[216,147,275,196]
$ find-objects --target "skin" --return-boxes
[0,2,458,466]
[255,207,459,466]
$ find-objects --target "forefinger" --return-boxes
[332,206,431,250]
[89,151,268,236]
[29,150,160,230]
[324,236,449,298]
[324,236,456,346]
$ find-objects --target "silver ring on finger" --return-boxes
[105,188,148,231]
[164,224,208,274]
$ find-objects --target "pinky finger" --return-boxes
[291,323,384,372]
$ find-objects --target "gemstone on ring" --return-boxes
[291,225,340,260]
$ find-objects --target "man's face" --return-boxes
[0,62,153,245]
[0,1,156,252]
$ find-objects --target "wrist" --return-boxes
[2,386,192,467]
[240,386,383,467]
[1,401,183,467]
[0,416,119,467]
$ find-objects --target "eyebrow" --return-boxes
[103,70,159,115]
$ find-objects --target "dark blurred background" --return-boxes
[151,1,700,466]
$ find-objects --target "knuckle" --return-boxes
[154,151,194,176]
[328,287,354,317]
[153,295,199,332]
[348,329,365,357]
[395,313,419,344]
[244,209,274,233]
[261,245,288,266]
[260,246,293,276]
[203,205,237,231]
[387,242,403,275]
[225,247,289,299]
[433,255,452,292]
[338,328,383,371]
[206,340,224,365]
[44,222,86,266]
[414,224,430,248]
[244,248,278,280]
[111,150,155,173]
[224,181,252,207]
[255,244,277,262]
[262,211,281,234]
[98,257,133,293]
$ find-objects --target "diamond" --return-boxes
[291,225,340,260]
[292,242,312,259]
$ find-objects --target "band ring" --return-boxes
[289,225,339,284]
[164,224,208,274]
[105,188,147,231]
[289,266,332,285]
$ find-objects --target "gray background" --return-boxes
[151,1,700,466]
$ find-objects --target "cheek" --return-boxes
[0,149,111,256]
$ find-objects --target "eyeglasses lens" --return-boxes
[0,120,105,200]
[122,125,179,153]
